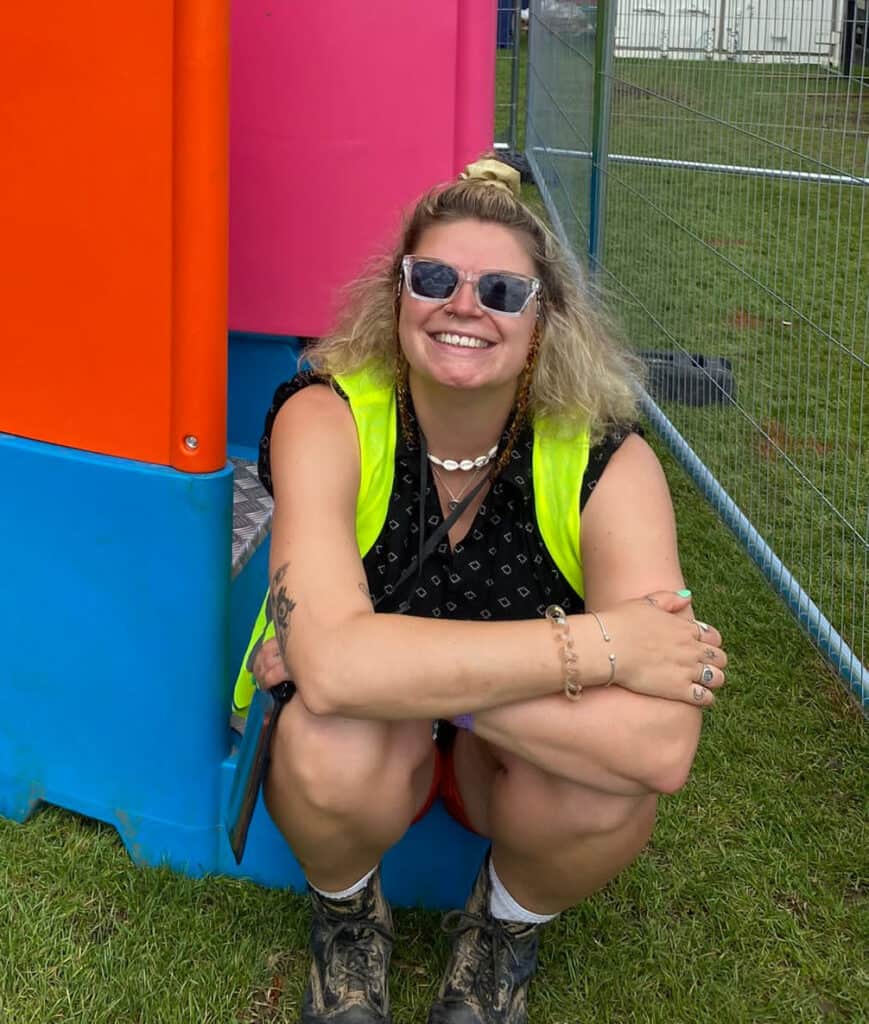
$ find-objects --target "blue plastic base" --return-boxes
[0,431,490,908]
[0,433,233,873]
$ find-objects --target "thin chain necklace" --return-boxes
[432,463,487,513]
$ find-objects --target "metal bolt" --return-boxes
[183,435,200,451]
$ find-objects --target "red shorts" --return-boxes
[411,741,478,834]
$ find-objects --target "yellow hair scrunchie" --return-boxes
[459,157,521,198]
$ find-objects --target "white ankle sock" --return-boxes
[488,859,557,925]
[310,865,377,901]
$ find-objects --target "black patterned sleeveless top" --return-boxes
[259,372,636,622]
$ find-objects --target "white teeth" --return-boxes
[433,332,491,349]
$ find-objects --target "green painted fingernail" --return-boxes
[677,589,692,597]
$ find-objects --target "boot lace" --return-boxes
[439,909,520,1007]
[322,918,394,992]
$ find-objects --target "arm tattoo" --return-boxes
[270,562,296,654]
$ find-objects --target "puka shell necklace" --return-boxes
[427,444,498,472]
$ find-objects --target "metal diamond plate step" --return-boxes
[231,457,273,579]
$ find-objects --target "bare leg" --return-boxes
[453,732,657,913]
[264,697,434,891]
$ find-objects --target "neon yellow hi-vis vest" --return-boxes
[232,365,591,718]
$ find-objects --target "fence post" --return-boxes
[509,2,522,155]
[589,0,617,270]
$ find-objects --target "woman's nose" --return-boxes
[445,278,481,317]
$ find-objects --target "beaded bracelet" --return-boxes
[544,604,583,701]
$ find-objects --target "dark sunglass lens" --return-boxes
[411,261,459,300]
[479,273,531,313]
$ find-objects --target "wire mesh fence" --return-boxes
[523,0,868,704]
[525,2,600,252]
[495,1,528,154]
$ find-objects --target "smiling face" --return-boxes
[397,219,540,398]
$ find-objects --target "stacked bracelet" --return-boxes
[544,604,583,701]
[452,713,474,731]
[589,610,617,685]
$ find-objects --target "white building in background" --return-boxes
[613,0,844,62]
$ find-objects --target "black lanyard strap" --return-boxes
[373,436,490,610]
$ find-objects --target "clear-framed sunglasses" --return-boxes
[401,255,541,317]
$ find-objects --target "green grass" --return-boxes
[1,445,866,1023]
[611,61,868,177]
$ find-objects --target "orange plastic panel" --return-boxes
[0,3,228,471]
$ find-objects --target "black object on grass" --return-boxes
[640,351,735,406]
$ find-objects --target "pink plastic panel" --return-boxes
[229,0,495,338]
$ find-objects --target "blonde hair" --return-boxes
[307,167,641,441]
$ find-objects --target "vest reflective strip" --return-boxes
[532,423,590,599]
[335,368,396,558]
[232,592,272,715]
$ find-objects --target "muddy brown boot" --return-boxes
[427,854,544,1024]
[301,867,394,1023]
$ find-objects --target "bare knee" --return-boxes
[268,699,430,819]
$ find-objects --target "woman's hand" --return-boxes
[592,590,727,707]
[251,637,290,691]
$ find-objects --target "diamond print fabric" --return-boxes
[357,417,605,621]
